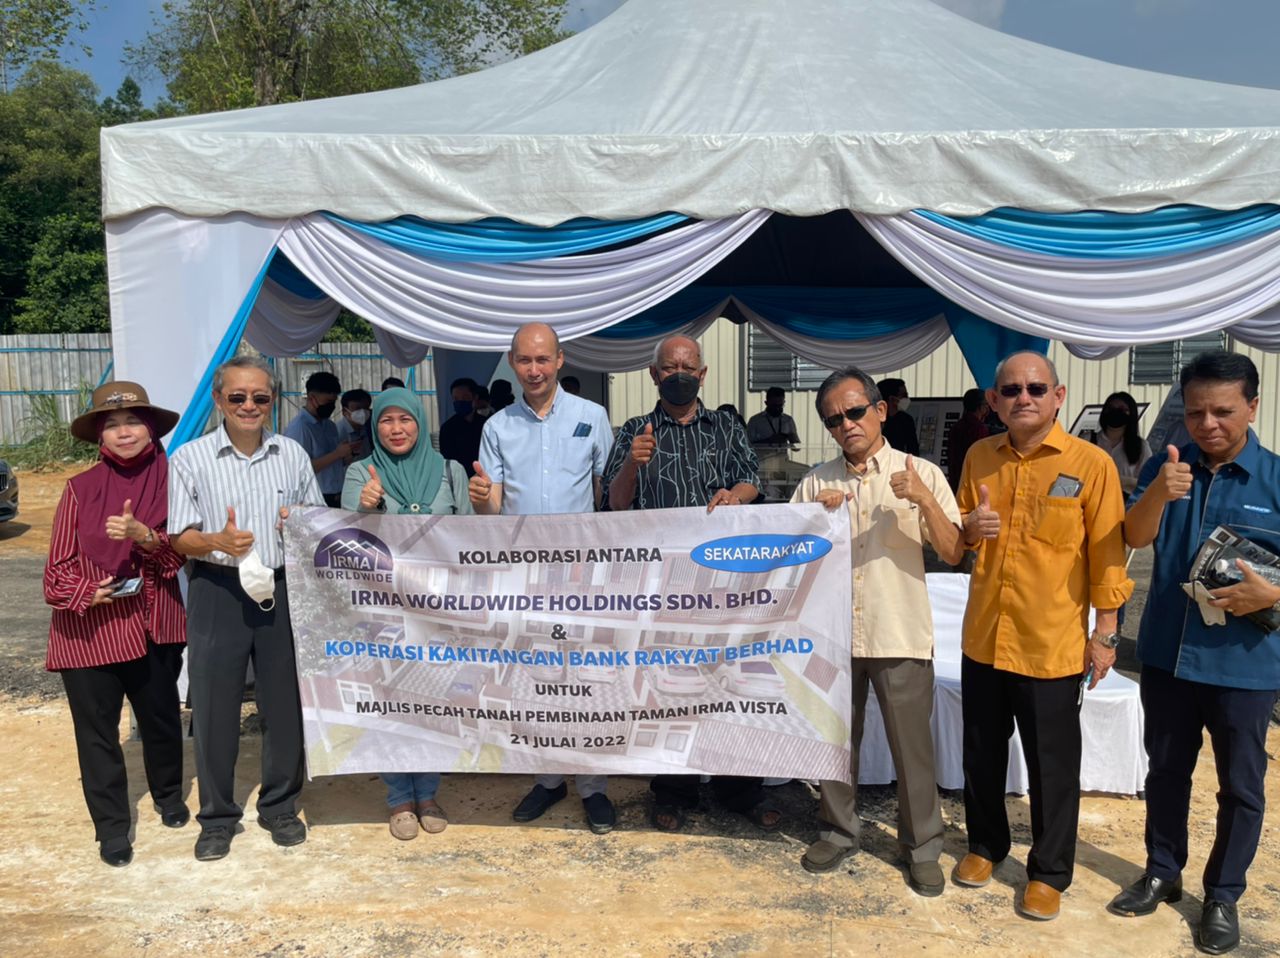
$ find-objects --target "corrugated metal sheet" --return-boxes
[0,334,113,444]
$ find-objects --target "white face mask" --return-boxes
[349,408,370,426]
[897,397,912,413]
[238,549,277,611]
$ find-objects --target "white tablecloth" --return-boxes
[856,573,1147,795]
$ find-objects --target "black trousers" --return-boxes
[961,655,1082,891]
[1141,665,1278,903]
[187,565,304,829]
[650,775,764,814]
[60,640,185,842]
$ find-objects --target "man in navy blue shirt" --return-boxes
[1110,351,1280,956]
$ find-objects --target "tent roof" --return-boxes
[101,0,1280,224]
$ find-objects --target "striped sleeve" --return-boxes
[43,485,96,615]
[167,447,204,533]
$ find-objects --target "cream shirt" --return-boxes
[792,442,960,659]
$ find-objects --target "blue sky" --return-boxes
[62,0,1280,104]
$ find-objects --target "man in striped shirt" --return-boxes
[169,356,324,861]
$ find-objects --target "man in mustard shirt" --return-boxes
[953,351,1132,920]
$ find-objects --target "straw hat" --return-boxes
[69,381,181,443]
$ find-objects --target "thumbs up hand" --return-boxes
[889,454,928,505]
[360,464,386,510]
[105,498,142,542]
[469,461,494,509]
[630,422,657,467]
[1156,444,1193,502]
[963,483,1001,542]
[216,506,255,557]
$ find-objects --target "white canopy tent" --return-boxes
[100,0,1280,427]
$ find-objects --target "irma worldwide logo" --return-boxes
[314,528,394,578]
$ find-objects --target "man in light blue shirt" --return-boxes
[284,371,351,507]
[470,322,615,833]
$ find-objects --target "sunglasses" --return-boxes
[822,404,871,429]
[997,383,1052,398]
[223,392,273,407]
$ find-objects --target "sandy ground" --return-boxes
[2,467,1278,958]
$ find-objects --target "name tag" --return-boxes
[573,422,592,438]
[1242,504,1272,514]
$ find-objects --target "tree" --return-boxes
[128,0,571,113]
[13,209,108,332]
[0,0,93,93]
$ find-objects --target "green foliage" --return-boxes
[13,210,108,332]
[0,387,98,469]
[0,0,94,93]
[322,310,377,343]
[128,0,571,112]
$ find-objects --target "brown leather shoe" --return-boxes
[953,853,994,887]
[1019,880,1061,920]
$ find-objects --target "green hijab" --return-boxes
[370,388,445,514]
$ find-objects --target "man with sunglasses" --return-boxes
[791,366,963,896]
[169,356,323,861]
[952,351,1132,920]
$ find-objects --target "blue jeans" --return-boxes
[383,772,441,808]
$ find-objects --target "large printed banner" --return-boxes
[283,502,852,781]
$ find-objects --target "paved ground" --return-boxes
[2,467,1278,957]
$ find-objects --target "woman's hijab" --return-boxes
[370,387,445,514]
[69,409,168,577]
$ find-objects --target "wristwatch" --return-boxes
[1092,631,1120,649]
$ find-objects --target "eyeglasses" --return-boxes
[997,383,1052,398]
[222,392,273,407]
[822,404,871,428]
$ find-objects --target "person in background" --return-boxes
[560,375,581,396]
[602,335,770,834]
[792,366,962,897]
[952,351,1132,920]
[381,376,406,390]
[1088,391,1152,495]
[284,371,350,507]
[717,403,747,429]
[438,378,485,477]
[335,388,372,461]
[44,382,188,868]
[746,387,800,447]
[474,385,494,418]
[947,388,990,492]
[1109,352,1280,956]
[469,322,615,834]
[169,356,324,861]
[878,378,920,456]
[489,378,515,412]
[342,386,471,839]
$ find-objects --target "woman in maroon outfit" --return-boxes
[44,382,188,867]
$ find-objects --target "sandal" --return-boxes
[650,803,686,833]
[389,802,419,841]
[741,803,782,832]
[417,799,448,834]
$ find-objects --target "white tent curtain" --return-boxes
[562,300,729,371]
[856,210,1280,349]
[273,210,772,350]
[741,307,955,375]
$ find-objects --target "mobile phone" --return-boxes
[110,577,143,598]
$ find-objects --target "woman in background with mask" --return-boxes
[1092,391,1152,494]
[44,383,188,867]
[341,387,471,839]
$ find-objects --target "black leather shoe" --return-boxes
[158,805,191,829]
[1198,900,1240,955]
[257,812,307,847]
[512,783,568,822]
[582,793,616,835]
[99,836,133,867]
[194,826,233,861]
[1108,873,1183,916]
